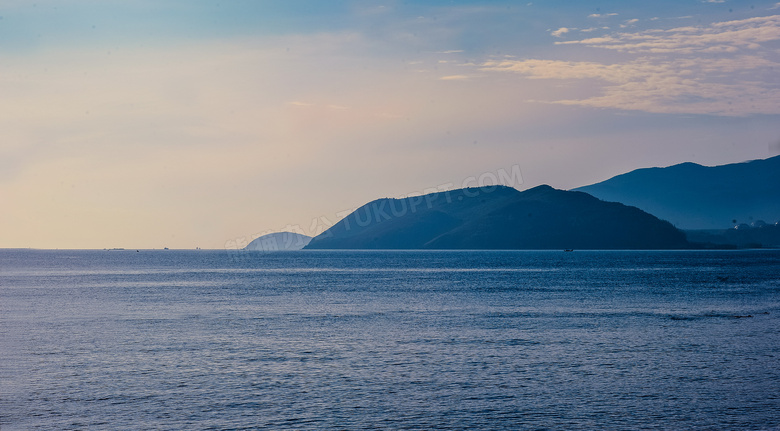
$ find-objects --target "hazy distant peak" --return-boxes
[245,232,312,251]
[573,155,780,229]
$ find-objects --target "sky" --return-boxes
[2,0,780,249]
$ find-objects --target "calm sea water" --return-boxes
[1,249,779,430]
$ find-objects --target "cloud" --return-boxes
[551,27,570,37]
[556,14,780,54]
[620,18,640,28]
[440,74,469,80]
[480,14,780,116]
[486,57,780,116]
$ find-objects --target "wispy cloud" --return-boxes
[551,27,570,37]
[589,13,618,18]
[482,56,780,115]
[620,18,640,28]
[481,14,780,116]
[555,14,780,54]
[440,74,470,80]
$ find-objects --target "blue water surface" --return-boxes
[1,249,779,430]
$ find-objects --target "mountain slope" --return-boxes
[305,185,689,250]
[573,155,780,229]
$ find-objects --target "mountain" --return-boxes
[573,155,780,229]
[305,185,689,250]
[245,232,312,251]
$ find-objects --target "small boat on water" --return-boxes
[564,249,574,252]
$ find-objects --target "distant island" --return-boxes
[305,185,690,250]
[245,232,312,251]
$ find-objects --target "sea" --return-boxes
[1,249,779,430]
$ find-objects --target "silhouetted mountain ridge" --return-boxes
[573,155,780,229]
[305,185,689,250]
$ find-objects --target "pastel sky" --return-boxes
[2,0,780,249]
